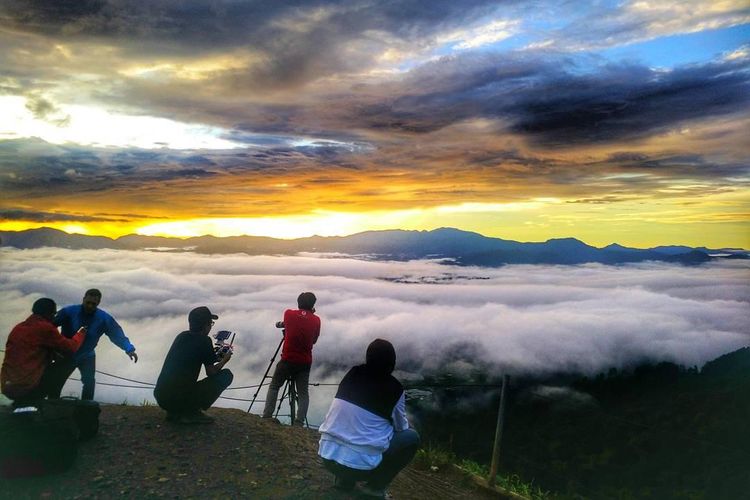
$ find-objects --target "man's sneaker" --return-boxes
[261,415,281,424]
[333,474,355,491]
[357,483,387,499]
[176,411,214,425]
[292,420,305,427]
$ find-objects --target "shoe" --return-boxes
[333,474,355,492]
[176,411,214,425]
[357,484,387,498]
[292,420,305,427]
[261,415,281,424]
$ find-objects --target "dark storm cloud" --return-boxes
[349,54,750,144]
[0,208,119,222]
[2,0,497,43]
[0,137,361,199]
[508,61,750,145]
[1,0,499,90]
[602,153,750,178]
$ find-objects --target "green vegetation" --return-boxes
[414,444,456,469]
[414,444,552,500]
[407,347,750,499]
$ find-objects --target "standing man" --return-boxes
[318,339,420,498]
[262,292,321,426]
[1,298,86,408]
[55,289,137,400]
[154,306,233,424]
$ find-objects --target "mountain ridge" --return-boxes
[1,227,747,266]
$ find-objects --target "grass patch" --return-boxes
[459,459,553,500]
[414,444,456,469]
[414,444,553,500]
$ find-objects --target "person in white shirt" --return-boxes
[318,339,420,498]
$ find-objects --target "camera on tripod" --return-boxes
[213,330,235,359]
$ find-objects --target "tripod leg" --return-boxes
[247,335,285,413]
[274,379,291,419]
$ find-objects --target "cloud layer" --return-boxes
[1,248,747,423]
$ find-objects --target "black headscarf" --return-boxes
[365,338,396,376]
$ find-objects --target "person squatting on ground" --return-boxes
[1,298,87,408]
[153,306,233,425]
[54,289,137,400]
[262,292,321,426]
[318,339,421,498]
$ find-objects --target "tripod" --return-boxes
[247,330,308,427]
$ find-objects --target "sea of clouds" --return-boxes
[1,248,748,424]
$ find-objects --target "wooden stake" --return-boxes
[488,374,509,487]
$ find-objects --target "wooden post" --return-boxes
[488,374,509,487]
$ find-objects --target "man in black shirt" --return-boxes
[154,306,233,424]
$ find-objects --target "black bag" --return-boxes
[0,405,79,478]
[44,397,101,441]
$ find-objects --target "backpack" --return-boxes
[44,397,101,441]
[0,404,79,478]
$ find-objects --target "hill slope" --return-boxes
[3,405,506,499]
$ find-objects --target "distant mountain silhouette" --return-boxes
[1,227,747,266]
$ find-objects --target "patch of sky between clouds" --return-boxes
[0,95,360,152]
[597,24,750,68]
[0,96,241,150]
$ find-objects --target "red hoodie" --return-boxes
[280,309,321,365]
[1,314,85,398]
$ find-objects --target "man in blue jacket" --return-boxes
[55,288,137,400]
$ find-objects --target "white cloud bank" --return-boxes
[1,248,748,424]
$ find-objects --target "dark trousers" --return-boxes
[9,356,72,407]
[323,429,421,490]
[155,369,233,414]
[55,355,96,400]
[262,360,310,424]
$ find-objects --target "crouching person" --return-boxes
[153,306,233,424]
[1,298,86,408]
[318,339,420,498]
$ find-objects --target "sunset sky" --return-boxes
[0,0,748,247]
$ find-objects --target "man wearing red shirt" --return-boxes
[262,292,321,426]
[1,298,86,408]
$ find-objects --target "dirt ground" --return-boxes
[2,405,510,499]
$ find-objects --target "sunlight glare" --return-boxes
[0,96,241,149]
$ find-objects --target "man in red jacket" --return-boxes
[262,292,321,426]
[1,298,86,408]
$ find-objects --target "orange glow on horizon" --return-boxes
[2,193,748,250]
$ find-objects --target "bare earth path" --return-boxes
[2,405,509,499]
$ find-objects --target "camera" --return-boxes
[275,321,285,329]
[213,330,235,359]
